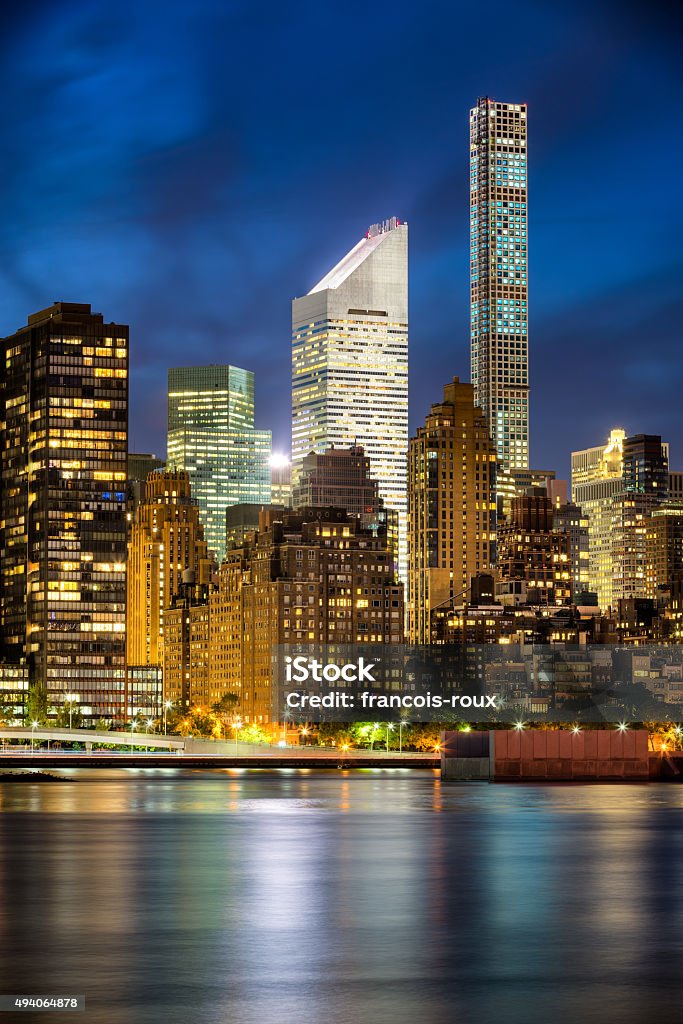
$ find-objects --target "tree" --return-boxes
[211,693,239,737]
[25,684,48,725]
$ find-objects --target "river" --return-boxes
[1,769,682,1023]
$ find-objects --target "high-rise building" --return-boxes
[407,378,497,643]
[497,488,572,605]
[646,504,683,600]
[0,302,128,721]
[291,218,408,579]
[470,97,529,473]
[552,500,590,598]
[167,365,272,562]
[126,469,213,670]
[210,508,404,724]
[572,429,626,610]
[572,430,669,609]
[269,455,293,507]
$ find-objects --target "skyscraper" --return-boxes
[0,302,128,721]
[126,469,213,669]
[408,378,497,643]
[572,430,669,608]
[167,365,272,562]
[291,218,409,579]
[470,97,529,473]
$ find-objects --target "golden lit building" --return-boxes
[163,594,210,709]
[497,488,572,605]
[209,508,404,725]
[646,503,683,600]
[407,377,497,643]
[126,470,213,669]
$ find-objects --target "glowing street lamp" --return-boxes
[232,719,242,755]
[163,700,173,736]
[572,725,582,735]
[31,719,39,755]
[514,721,525,731]
[386,722,394,753]
[617,722,629,733]
[64,693,78,730]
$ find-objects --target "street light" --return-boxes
[163,700,173,736]
[64,693,78,730]
[31,719,39,755]
[386,723,394,753]
[399,718,409,754]
[130,719,137,750]
[232,716,242,757]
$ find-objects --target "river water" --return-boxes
[1,769,682,1024]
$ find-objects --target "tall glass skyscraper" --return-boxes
[291,218,409,579]
[0,303,128,721]
[167,365,271,562]
[470,97,529,472]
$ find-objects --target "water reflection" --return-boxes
[0,772,682,1023]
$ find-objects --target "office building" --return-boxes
[292,218,408,579]
[167,365,271,562]
[0,302,128,721]
[572,430,669,608]
[407,378,497,643]
[470,97,529,473]
[126,469,213,669]
[646,504,683,600]
[552,500,590,598]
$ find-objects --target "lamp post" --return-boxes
[65,693,78,730]
[163,700,172,736]
[31,720,39,755]
[232,719,242,755]
[386,723,394,753]
[130,718,137,751]
[399,719,409,754]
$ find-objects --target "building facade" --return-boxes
[0,302,128,721]
[408,378,497,643]
[126,469,213,669]
[552,500,590,599]
[572,430,669,609]
[470,97,529,473]
[167,365,271,562]
[497,488,572,606]
[210,508,404,725]
[291,218,408,579]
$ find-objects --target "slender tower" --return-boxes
[470,97,529,472]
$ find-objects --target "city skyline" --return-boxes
[0,2,680,480]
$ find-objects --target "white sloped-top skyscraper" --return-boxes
[292,218,408,579]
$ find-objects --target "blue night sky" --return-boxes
[1,0,681,478]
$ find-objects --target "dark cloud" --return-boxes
[1,0,681,469]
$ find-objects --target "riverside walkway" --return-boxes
[0,728,438,769]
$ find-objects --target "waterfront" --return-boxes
[1,770,683,1024]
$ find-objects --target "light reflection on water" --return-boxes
[0,770,682,1024]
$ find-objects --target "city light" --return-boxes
[269,453,290,469]
[514,721,525,731]
[617,722,629,732]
